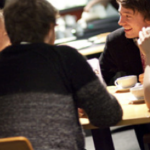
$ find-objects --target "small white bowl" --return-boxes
[130,85,144,99]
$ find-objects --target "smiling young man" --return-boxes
[99,0,150,85]
[99,1,150,149]
[118,5,150,38]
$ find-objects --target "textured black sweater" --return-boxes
[0,43,122,150]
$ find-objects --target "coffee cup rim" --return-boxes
[116,75,137,80]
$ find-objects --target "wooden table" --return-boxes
[78,32,110,56]
[58,32,110,56]
[80,86,150,150]
[78,44,105,56]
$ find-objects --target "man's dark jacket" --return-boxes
[99,27,143,85]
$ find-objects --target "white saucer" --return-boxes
[115,86,130,92]
[128,95,144,101]
[128,95,145,104]
[115,83,142,92]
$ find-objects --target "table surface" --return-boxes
[80,86,150,129]
[59,32,110,56]
[78,44,105,56]
[78,32,110,56]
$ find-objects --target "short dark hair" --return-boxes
[116,0,150,21]
[4,0,58,44]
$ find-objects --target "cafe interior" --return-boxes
[1,0,150,150]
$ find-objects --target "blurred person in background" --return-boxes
[84,0,118,12]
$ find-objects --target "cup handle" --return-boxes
[114,79,118,86]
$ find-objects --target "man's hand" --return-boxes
[139,73,144,84]
[78,108,87,118]
[138,27,150,56]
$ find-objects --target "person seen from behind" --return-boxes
[0,0,122,149]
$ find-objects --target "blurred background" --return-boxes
[46,0,120,40]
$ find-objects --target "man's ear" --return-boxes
[44,23,55,45]
[48,24,53,37]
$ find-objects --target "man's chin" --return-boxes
[125,33,135,39]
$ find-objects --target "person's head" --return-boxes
[116,0,150,38]
[0,9,10,51]
[4,0,58,45]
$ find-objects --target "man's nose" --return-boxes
[118,16,125,26]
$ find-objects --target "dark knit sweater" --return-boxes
[0,43,122,150]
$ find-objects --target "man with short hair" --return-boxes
[99,0,150,85]
[0,0,123,149]
[99,0,150,149]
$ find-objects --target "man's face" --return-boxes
[118,4,150,38]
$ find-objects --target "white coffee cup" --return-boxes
[130,85,144,99]
[114,75,137,88]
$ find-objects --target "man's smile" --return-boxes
[124,28,132,32]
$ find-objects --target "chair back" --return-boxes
[0,136,33,150]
